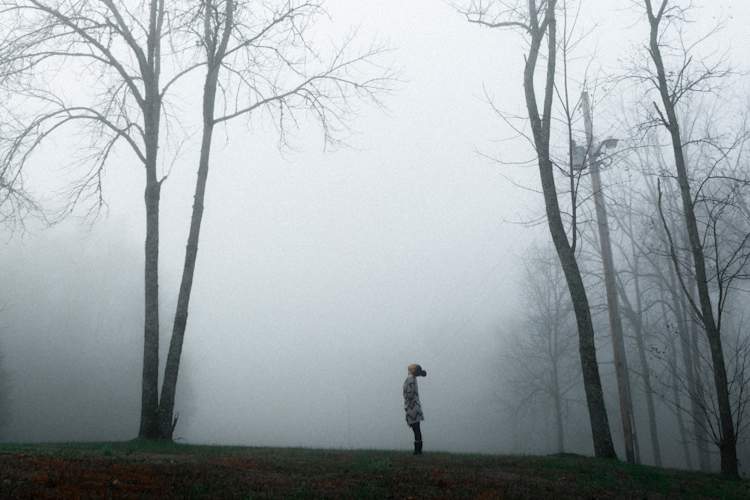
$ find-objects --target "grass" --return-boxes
[0,440,748,498]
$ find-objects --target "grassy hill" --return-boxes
[0,441,747,498]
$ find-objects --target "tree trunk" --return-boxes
[682,268,711,470]
[139,100,162,440]
[555,239,616,458]
[551,317,565,454]
[552,358,565,454]
[657,288,693,467]
[624,278,662,466]
[522,2,616,459]
[668,313,694,469]
[158,0,235,439]
[645,1,738,476]
[625,220,662,466]
[665,265,711,470]
[687,302,712,471]
[614,234,664,465]
[158,23,226,437]
[582,92,638,463]
[633,321,659,465]
[136,0,166,441]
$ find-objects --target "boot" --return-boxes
[414,441,423,455]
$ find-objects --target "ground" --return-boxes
[0,441,747,499]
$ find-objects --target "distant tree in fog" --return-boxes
[578,143,666,467]
[458,0,617,458]
[0,351,8,436]
[610,132,713,470]
[503,246,579,454]
[635,0,749,476]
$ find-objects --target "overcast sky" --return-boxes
[2,0,750,454]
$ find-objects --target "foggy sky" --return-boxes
[2,0,750,458]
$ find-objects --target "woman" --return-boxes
[403,363,427,455]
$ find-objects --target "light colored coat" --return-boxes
[403,374,424,425]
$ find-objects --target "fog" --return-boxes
[2,0,750,473]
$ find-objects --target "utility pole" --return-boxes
[581,91,639,464]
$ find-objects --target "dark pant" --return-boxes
[410,422,422,442]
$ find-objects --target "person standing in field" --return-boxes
[403,363,427,455]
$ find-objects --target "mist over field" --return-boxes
[2,0,750,482]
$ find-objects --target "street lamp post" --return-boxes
[579,91,639,465]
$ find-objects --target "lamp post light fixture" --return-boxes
[572,137,619,171]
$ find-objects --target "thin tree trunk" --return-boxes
[662,195,711,471]
[158,92,215,439]
[646,0,737,476]
[668,312,694,469]
[139,81,163,440]
[136,0,166,440]
[522,2,616,458]
[550,318,566,454]
[629,279,662,466]
[158,0,232,439]
[683,268,711,470]
[613,207,663,465]
[140,175,161,439]
[626,221,662,466]
[688,300,712,471]
[552,358,565,454]
[582,92,638,463]
[665,265,708,470]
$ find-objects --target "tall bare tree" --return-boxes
[642,0,741,475]
[158,0,391,438]
[459,0,616,458]
[608,211,663,466]
[611,132,712,470]
[504,245,580,454]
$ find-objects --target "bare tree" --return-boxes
[638,0,743,476]
[0,0,184,438]
[157,0,391,439]
[504,245,580,454]
[610,77,750,475]
[0,0,390,440]
[610,129,713,470]
[459,0,616,457]
[658,294,695,468]
[609,199,664,467]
